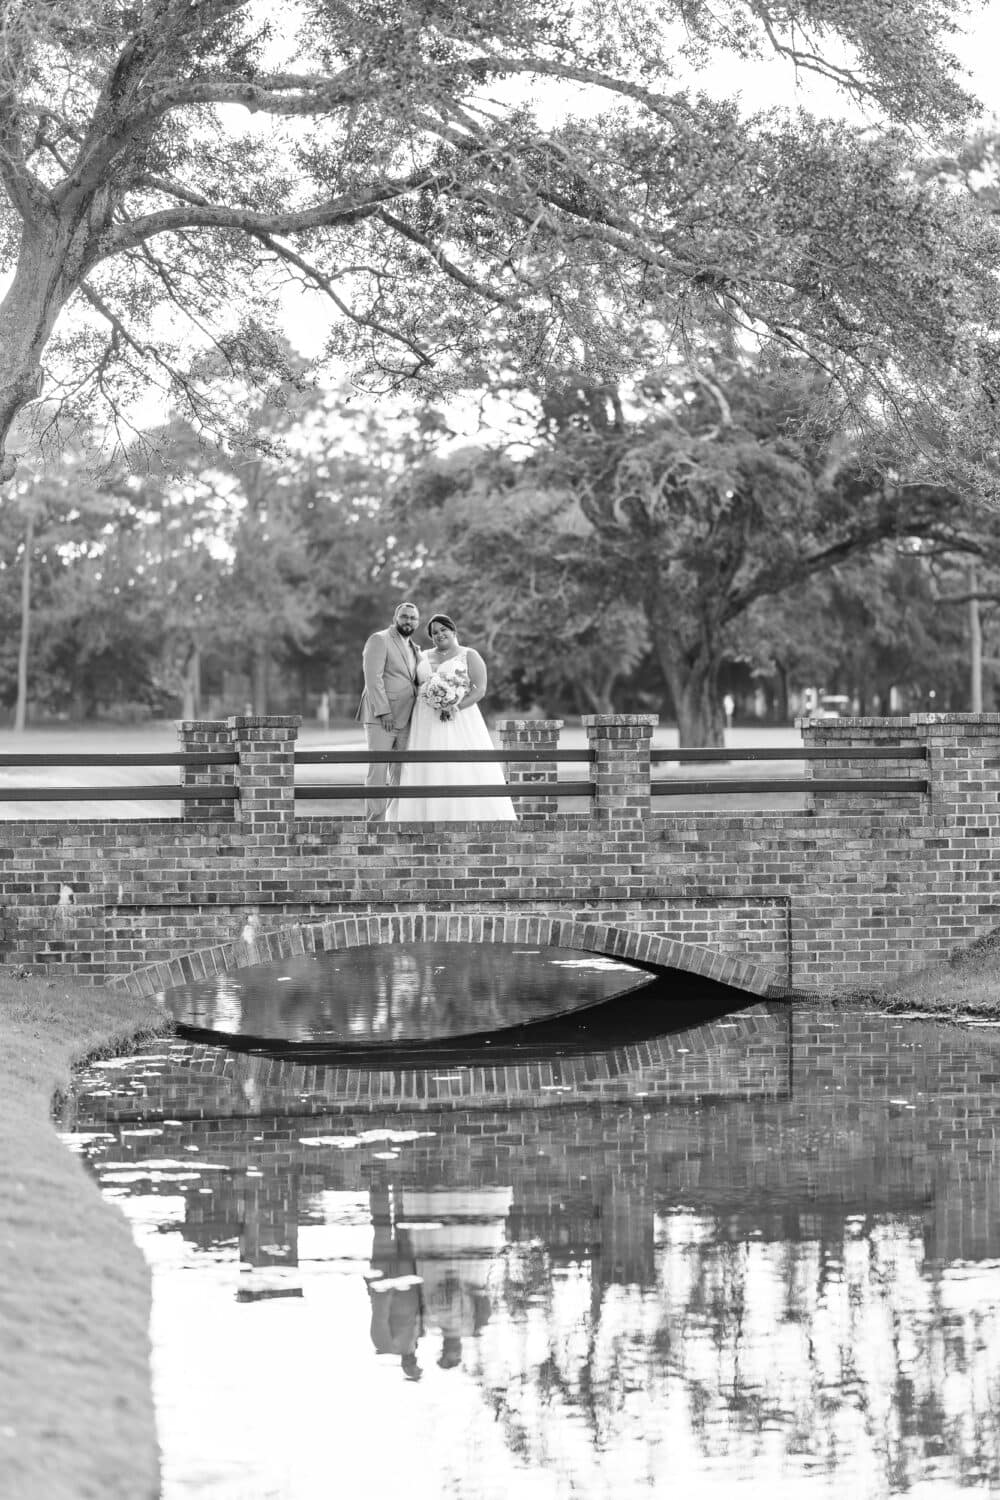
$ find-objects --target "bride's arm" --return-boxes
[459,649,487,710]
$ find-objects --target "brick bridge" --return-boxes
[2,712,998,998]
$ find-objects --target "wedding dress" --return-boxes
[385,648,517,821]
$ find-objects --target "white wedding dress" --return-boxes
[385,648,517,821]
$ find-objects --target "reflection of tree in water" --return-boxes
[166,944,641,1042]
[470,1212,1000,1493]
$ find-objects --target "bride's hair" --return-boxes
[426,613,457,638]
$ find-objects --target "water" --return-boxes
[157,943,662,1049]
[59,996,1000,1499]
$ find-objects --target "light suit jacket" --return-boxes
[356,627,421,728]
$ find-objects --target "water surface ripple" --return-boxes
[60,1002,1000,1499]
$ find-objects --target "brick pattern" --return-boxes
[231,715,300,838]
[120,909,781,1002]
[582,714,657,827]
[177,720,236,823]
[3,712,1000,994]
[496,719,563,818]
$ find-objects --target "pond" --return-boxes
[58,969,1000,1500]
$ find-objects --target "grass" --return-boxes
[835,931,1000,1019]
[0,970,169,1500]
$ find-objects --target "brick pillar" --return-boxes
[582,714,657,827]
[908,713,1000,826]
[177,720,236,822]
[910,714,1000,950]
[229,715,300,840]
[496,719,564,818]
[799,715,927,813]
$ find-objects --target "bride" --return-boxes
[385,613,517,822]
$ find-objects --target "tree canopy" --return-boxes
[397,364,999,742]
[2,0,998,492]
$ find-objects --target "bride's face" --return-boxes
[429,621,457,650]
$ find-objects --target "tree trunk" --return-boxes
[773,661,789,723]
[0,217,105,482]
[656,648,725,744]
[970,562,983,713]
[14,511,33,731]
[672,673,726,746]
[650,617,726,746]
[252,643,270,715]
[181,646,201,720]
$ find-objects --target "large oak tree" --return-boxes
[1,0,999,491]
[399,366,998,742]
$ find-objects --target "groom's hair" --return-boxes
[426,613,457,637]
[393,601,418,618]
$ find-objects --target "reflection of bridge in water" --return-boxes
[63,1006,1000,1493]
[64,1006,1000,1268]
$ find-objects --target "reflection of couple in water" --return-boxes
[365,1183,512,1380]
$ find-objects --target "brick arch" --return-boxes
[123,910,785,1000]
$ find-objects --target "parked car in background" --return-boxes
[814,694,852,719]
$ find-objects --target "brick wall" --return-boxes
[3,712,1000,993]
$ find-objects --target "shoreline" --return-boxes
[0,973,167,1500]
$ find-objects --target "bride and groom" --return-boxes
[356,601,517,822]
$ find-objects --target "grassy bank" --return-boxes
[842,933,1000,1018]
[0,971,168,1500]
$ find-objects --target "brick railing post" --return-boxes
[582,714,658,827]
[177,720,236,822]
[907,713,1000,827]
[228,715,300,839]
[798,715,928,813]
[495,719,564,819]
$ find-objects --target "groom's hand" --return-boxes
[378,714,393,731]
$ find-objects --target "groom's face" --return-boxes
[394,605,419,637]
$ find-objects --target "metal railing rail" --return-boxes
[651,746,928,762]
[650,743,929,797]
[0,750,240,802]
[297,784,588,801]
[0,786,238,801]
[295,747,594,801]
[0,752,238,766]
[296,749,594,763]
[0,748,590,802]
[0,744,932,803]
[652,778,930,796]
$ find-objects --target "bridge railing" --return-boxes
[0,713,935,823]
[651,744,929,798]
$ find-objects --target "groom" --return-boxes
[356,601,422,821]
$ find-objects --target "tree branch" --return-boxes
[244,227,434,371]
[97,168,450,256]
[377,209,519,309]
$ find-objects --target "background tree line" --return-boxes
[3,2,1000,746]
[3,355,998,743]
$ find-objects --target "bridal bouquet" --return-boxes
[423,672,465,722]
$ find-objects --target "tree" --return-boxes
[1,1,998,495]
[392,444,650,713]
[740,546,976,717]
[0,438,142,722]
[398,365,999,742]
